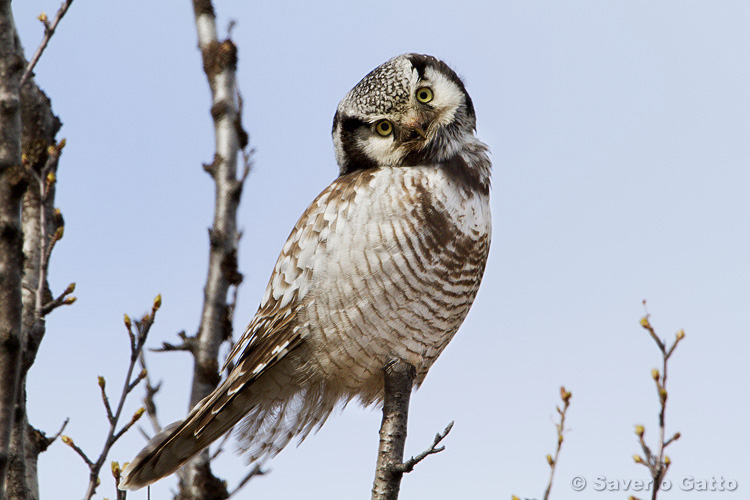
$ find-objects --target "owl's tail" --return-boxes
[118,378,250,491]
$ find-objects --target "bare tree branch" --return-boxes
[226,464,265,499]
[110,461,127,500]
[631,303,684,500]
[371,361,456,500]
[47,418,68,445]
[177,0,250,497]
[153,330,196,354]
[371,360,415,500]
[40,281,75,316]
[0,1,26,493]
[138,352,163,436]
[61,436,93,468]
[542,387,572,500]
[393,421,453,474]
[62,299,160,500]
[19,0,74,87]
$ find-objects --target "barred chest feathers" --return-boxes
[259,158,491,405]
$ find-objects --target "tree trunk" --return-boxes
[0,1,25,494]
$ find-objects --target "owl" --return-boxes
[120,53,491,489]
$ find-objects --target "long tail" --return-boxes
[118,378,250,490]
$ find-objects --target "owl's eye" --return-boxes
[375,120,393,137]
[416,87,434,103]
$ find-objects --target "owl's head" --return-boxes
[332,54,477,176]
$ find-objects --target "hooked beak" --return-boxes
[402,118,429,143]
[412,125,427,140]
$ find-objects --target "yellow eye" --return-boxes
[416,87,434,103]
[375,120,393,137]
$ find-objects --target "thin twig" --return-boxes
[49,417,69,442]
[98,376,114,423]
[394,421,453,474]
[40,281,75,315]
[61,435,93,468]
[153,330,196,353]
[31,146,64,325]
[111,461,127,500]
[542,387,572,500]
[20,0,75,86]
[227,464,266,498]
[236,90,254,183]
[127,369,148,394]
[62,297,161,500]
[138,352,163,435]
[632,303,684,500]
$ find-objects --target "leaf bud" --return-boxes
[132,407,145,422]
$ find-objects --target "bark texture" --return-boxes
[371,361,416,500]
[7,75,64,500]
[178,0,247,497]
[0,2,25,494]
[0,5,65,498]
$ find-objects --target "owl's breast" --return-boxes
[293,165,490,399]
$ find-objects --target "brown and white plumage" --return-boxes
[120,53,491,490]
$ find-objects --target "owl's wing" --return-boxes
[221,178,343,373]
[118,176,348,490]
[215,170,361,398]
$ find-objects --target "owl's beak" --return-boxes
[402,118,429,143]
[411,125,428,140]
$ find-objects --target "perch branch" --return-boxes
[371,360,420,500]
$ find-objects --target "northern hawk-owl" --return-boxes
[120,53,491,489]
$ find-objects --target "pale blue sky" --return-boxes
[13,1,750,498]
